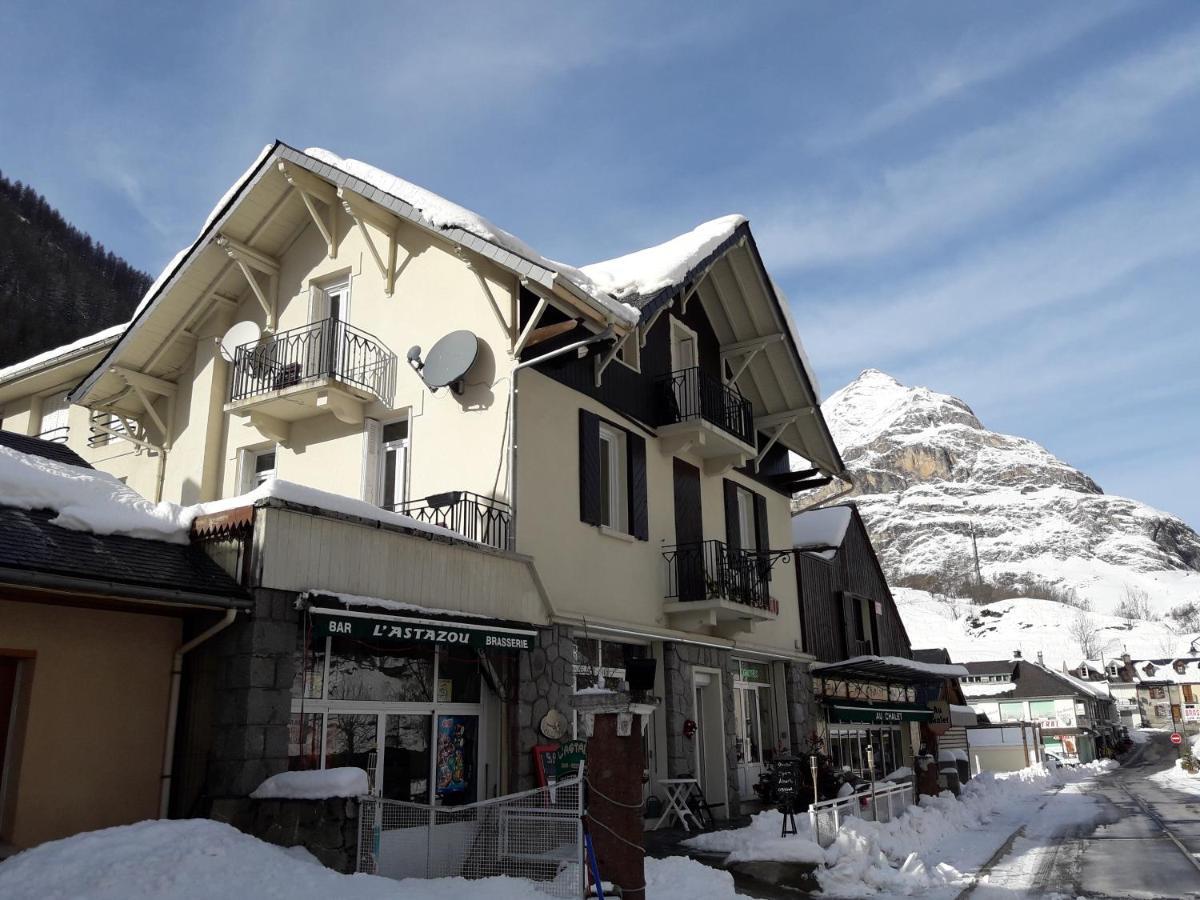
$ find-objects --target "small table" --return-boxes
[654,778,701,831]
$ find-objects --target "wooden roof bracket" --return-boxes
[339,188,401,296]
[639,303,668,347]
[512,295,548,357]
[456,247,511,339]
[722,333,784,386]
[216,235,278,331]
[279,161,338,259]
[110,365,177,450]
[593,329,632,387]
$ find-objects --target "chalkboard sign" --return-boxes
[773,755,801,837]
[557,739,587,779]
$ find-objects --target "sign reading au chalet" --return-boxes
[313,611,535,650]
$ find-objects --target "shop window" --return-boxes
[436,715,478,806]
[288,713,322,772]
[436,646,481,704]
[326,637,434,703]
[325,713,377,770]
[998,701,1025,722]
[383,714,431,802]
[572,638,646,692]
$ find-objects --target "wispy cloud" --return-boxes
[758,25,1200,270]
[807,4,1129,151]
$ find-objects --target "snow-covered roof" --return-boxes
[811,654,968,680]
[0,442,192,543]
[960,681,1016,698]
[792,505,853,551]
[300,589,493,619]
[0,322,125,385]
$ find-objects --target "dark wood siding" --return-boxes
[795,506,912,662]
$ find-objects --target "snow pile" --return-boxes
[250,767,368,800]
[0,818,734,900]
[792,505,853,551]
[0,443,191,543]
[1147,732,1200,796]
[301,590,493,619]
[0,322,125,383]
[811,655,968,679]
[817,762,1115,897]
[580,215,746,300]
[682,807,826,866]
[0,818,554,900]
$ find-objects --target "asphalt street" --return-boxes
[977,733,1200,899]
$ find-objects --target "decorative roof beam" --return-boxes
[216,235,278,330]
[279,162,339,259]
[339,188,401,296]
[512,296,548,357]
[593,329,632,387]
[756,407,815,431]
[754,419,793,468]
[457,248,510,337]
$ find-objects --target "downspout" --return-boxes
[159,607,240,817]
[505,325,615,553]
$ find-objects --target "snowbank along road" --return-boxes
[968,732,1200,899]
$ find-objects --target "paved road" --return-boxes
[979,733,1200,898]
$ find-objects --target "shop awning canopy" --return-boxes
[812,655,969,684]
[309,605,537,651]
[827,700,934,724]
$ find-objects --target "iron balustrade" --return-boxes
[655,366,754,446]
[394,491,511,551]
[34,426,69,444]
[662,540,784,611]
[229,318,396,405]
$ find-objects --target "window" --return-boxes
[311,279,351,324]
[598,424,628,532]
[379,419,409,509]
[578,410,647,539]
[238,447,276,493]
[735,486,757,550]
[998,701,1025,722]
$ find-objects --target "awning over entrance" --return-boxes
[310,606,537,651]
[812,655,968,684]
[827,700,935,724]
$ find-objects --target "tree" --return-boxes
[1069,607,1102,659]
[1114,585,1153,624]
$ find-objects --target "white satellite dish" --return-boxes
[219,321,262,362]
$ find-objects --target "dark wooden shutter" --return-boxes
[579,409,601,525]
[841,591,857,658]
[752,490,771,582]
[628,431,648,541]
[723,479,740,549]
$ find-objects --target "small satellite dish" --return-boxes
[219,320,262,362]
[410,330,479,394]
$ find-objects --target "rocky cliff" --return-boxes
[812,370,1200,614]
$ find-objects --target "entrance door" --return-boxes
[734,685,764,798]
[673,459,703,602]
[0,657,21,841]
[670,319,699,418]
[692,668,728,819]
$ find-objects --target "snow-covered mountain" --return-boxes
[814,370,1200,619]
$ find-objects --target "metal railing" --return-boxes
[662,540,775,611]
[34,425,70,444]
[357,771,585,898]
[87,412,127,448]
[229,317,396,405]
[393,491,512,551]
[808,780,915,847]
[654,366,754,446]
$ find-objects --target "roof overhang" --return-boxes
[813,655,969,684]
[69,141,634,411]
[0,335,119,406]
[0,565,251,613]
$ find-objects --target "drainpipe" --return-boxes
[159,608,240,817]
[505,325,615,552]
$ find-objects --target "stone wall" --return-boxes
[205,587,299,798]
[661,641,741,818]
[516,624,576,789]
[784,662,822,755]
[211,797,359,873]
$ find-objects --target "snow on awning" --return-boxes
[949,704,979,726]
[792,505,853,551]
[812,655,969,684]
[827,700,934,724]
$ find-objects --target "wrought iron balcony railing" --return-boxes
[393,491,512,551]
[229,318,396,405]
[654,367,754,446]
[35,425,70,444]
[662,540,786,612]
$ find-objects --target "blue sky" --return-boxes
[2,1,1197,526]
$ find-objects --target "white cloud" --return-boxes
[758,25,1200,270]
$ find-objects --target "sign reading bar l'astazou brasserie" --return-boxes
[313,612,535,650]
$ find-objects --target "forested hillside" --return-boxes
[0,170,149,367]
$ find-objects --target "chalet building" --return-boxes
[0,142,845,852]
[961,657,1118,763]
[790,503,967,785]
[1103,654,1200,729]
[0,431,248,855]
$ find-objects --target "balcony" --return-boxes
[393,491,511,552]
[35,426,70,444]
[225,318,396,441]
[653,367,754,470]
[662,540,780,635]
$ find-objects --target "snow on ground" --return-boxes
[0,818,735,900]
[1147,732,1200,796]
[895,587,1200,671]
[250,767,368,800]
[683,762,1116,898]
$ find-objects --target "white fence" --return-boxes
[357,773,585,898]
[808,781,916,847]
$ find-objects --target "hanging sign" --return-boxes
[312,609,535,650]
[738,661,769,683]
[828,701,935,724]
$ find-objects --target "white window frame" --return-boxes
[598,423,628,533]
[240,445,277,494]
[735,485,757,550]
[669,317,699,373]
[378,416,410,510]
[311,277,351,324]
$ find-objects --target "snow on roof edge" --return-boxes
[0,322,126,384]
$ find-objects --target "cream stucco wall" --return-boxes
[0,598,179,849]
[514,369,806,659]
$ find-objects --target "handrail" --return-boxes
[661,539,776,610]
[229,317,396,405]
[34,425,70,444]
[654,366,753,445]
[393,491,512,551]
